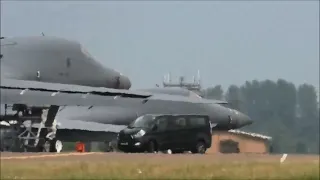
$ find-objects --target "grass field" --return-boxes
[1,152,319,180]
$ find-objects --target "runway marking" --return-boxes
[280,153,288,163]
[0,152,103,160]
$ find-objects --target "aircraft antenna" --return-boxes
[167,74,169,83]
[197,69,201,85]
[166,73,169,83]
[161,70,202,96]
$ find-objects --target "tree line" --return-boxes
[202,79,319,154]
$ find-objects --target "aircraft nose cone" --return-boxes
[237,112,253,127]
[120,75,131,89]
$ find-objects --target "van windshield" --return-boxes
[128,115,155,128]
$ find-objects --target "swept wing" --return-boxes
[1,78,151,107]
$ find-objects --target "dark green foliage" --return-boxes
[204,79,319,154]
[202,85,224,100]
[225,85,245,112]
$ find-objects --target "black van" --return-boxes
[117,114,212,154]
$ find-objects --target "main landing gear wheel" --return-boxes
[43,141,51,152]
[43,139,63,153]
[54,139,63,153]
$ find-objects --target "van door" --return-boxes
[170,116,188,150]
[186,116,209,147]
[154,116,171,151]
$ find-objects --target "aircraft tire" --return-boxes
[36,138,46,152]
[50,139,63,153]
[43,140,51,152]
[42,139,63,153]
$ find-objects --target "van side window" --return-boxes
[189,116,207,127]
[156,117,168,131]
[173,117,187,129]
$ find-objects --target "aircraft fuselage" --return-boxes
[0,36,131,89]
[0,36,253,131]
[56,92,253,130]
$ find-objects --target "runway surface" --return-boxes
[1,152,319,163]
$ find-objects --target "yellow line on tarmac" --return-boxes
[0,152,103,160]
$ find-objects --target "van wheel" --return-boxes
[192,141,206,154]
[147,141,157,153]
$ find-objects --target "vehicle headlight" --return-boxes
[133,129,146,138]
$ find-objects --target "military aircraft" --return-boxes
[0,36,131,89]
[0,36,151,152]
[0,36,253,152]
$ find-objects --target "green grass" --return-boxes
[1,154,319,180]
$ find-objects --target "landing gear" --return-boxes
[43,139,63,153]
[0,104,63,153]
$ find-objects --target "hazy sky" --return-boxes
[1,1,319,92]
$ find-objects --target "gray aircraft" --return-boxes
[0,36,253,152]
[0,35,151,152]
[0,36,131,89]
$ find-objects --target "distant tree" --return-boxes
[202,85,224,100]
[240,80,261,120]
[274,79,297,129]
[239,79,298,153]
[206,79,319,154]
[296,84,319,154]
[225,85,245,112]
[297,84,318,119]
